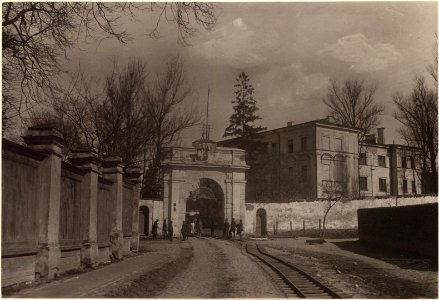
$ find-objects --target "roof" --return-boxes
[218,118,361,145]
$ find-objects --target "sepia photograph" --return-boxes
[2,1,438,298]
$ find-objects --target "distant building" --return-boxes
[218,118,422,201]
[359,129,422,198]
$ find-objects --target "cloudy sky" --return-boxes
[66,2,438,146]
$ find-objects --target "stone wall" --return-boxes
[245,195,438,234]
[1,128,142,287]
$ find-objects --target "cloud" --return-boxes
[259,62,329,108]
[317,33,402,72]
[191,20,279,68]
[232,18,247,30]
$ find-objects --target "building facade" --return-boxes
[219,118,422,201]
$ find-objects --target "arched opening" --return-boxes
[186,178,224,232]
[139,206,149,236]
[256,208,267,236]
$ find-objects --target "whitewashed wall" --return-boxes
[245,195,438,234]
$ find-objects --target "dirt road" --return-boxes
[157,237,282,298]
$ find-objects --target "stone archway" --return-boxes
[138,206,149,236]
[161,139,249,237]
[256,208,267,236]
[186,178,225,230]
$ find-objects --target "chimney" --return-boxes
[377,127,385,144]
[287,121,295,126]
[365,134,376,144]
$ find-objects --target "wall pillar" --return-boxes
[102,156,124,260]
[125,167,142,252]
[225,179,233,221]
[70,149,100,267]
[23,127,65,279]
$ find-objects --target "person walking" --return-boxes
[223,218,230,239]
[195,217,200,236]
[162,219,168,240]
[186,220,192,240]
[181,221,187,241]
[237,219,243,240]
[152,219,159,240]
[198,218,203,237]
[168,220,174,241]
[229,218,236,240]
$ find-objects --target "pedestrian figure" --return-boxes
[152,219,159,240]
[186,221,192,240]
[237,219,243,240]
[195,217,200,236]
[181,221,187,241]
[229,218,236,239]
[162,219,167,239]
[210,220,215,237]
[169,220,174,241]
[223,218,230,239]
[190,220,195,236]
[198,219,203,237]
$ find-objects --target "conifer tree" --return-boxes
[224,72,266,137]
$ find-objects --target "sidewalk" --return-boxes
[7,241,183,298]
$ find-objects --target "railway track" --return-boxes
[246,243,350,298]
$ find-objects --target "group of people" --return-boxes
[180,216,203,240]
[151,216,243,241]
[151,219,174,241]
[223,218,243,240]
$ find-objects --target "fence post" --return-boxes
[102,156,125,259]
[319,219,322,236]
[125,167,143,253]
[23,127,66,279]
[70,148,101,267]
[275,220,279,235]
[273,224,276,235]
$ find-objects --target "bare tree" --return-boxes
[427,32,438,86]
[393,76,438,193]
[319,181,348,238]
[2,2,216,131]
[142,56,200,197]
[30,56,198,198]
[323,79,384,141]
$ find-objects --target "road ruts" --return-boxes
[156,237,282,298]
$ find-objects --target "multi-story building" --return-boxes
[359,129,422,197]
[218,118,422,202]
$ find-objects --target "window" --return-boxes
[379,178,387,192]
[359,153,367,165]
[301,165,307,180]
[271,143,277,153]
[403,180,408,193]
[410,156,415,169]
[334,138,342,151]
[359,177,368,191]
[288,139,294,153]
[301,137,307,152]
[378,155,386,167]
[322,136,330,150]
[412,180,417,194]
[401,156,407,168]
